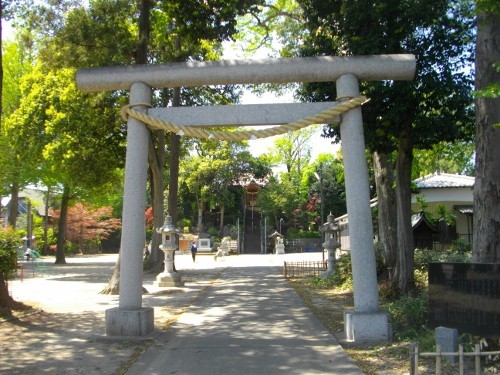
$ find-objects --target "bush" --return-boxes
[207,227,218,236]
[414,246,471,272]
[450,238,472,254]
[384,292,430,342]
[312,253,353,291]
[286,228,321,239]
[0,227,19,281]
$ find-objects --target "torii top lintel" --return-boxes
[76,54,416,92]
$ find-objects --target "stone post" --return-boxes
[336,74,390,342]
[435,327,458,363]
[105,82,154,337]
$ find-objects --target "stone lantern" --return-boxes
[155,215,184,287]
[320,212,341,279]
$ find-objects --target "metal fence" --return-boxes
[283,261,327,278]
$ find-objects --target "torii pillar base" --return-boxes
[105,307,154,337]
[344,310,391,342]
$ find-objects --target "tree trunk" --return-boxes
[54,184,69,264]
[148,132,165,272]
[0,273,15,309]
[197,200,204,234]
[220,205,225,237]
[78,224,84,254]
[136,0,150,65]
[100,254,120,294]
[168,87,181,224]
[373,151,397,276]
[472,10,500,263]
[7,182,19,228]
[139,0,157,267]
[167,88,181,272]
[26,200,32,247]
[393,126,415,294]
[42,187,50,255]
[102,0,151,291]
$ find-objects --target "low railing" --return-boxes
[283,261,327,278]
[410,343,500,375]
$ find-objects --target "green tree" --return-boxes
[181,140,254,234]
[6,66,125,263]
[412,141,475,177]
[308,152,346,221]
[0,40,34,223]
[254,126,321,232]
[256,175,302,231]
[209,148,257,236]
[182,155,219,234]
[31,0,263,288]
[472,0,500,262]
[0,0,25,128]
[268,126,317,177]
[297,0,475,293]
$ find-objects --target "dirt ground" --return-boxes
[2,253,497,374]
[288,278,500,375]
[0,253,224,374]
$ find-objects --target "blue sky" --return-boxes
[242,91,340,160]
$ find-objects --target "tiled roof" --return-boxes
[414,172,474,189]
[411,212,438,231]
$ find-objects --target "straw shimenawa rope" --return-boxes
[120,96,368,141]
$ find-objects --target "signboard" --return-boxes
[428,263,500,337]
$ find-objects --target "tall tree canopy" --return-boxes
[4,65,125,263]
[296,0,475,293]
[0,40,34,220]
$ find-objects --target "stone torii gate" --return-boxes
[76,54,415,342]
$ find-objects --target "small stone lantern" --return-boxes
[320,212,341,279]
[155,215,184,287]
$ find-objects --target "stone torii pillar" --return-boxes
[337,74,388,341]
[105,82,154,336]
[76,55,415,341]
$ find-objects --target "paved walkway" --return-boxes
[127,256,362,375]
[3,252,362,374]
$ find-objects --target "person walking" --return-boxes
[190,241,198,262]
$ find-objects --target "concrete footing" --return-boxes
[344,310,391,342]
[105,307,154,337]
[155,273,184,287]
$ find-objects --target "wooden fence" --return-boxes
[283,261,327,278]
[410,343,500,375]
